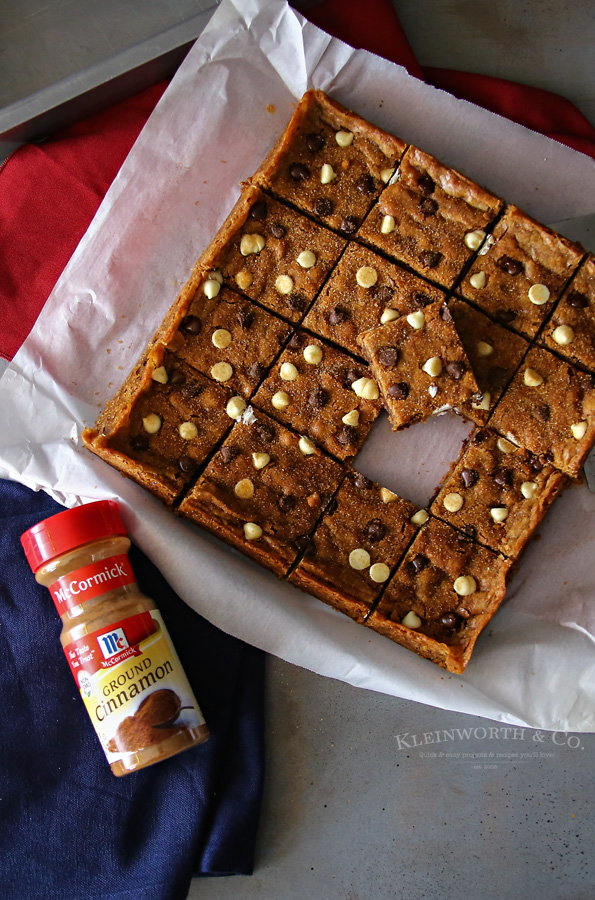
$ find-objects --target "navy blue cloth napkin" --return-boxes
[0,479,265,900]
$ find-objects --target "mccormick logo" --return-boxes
[98,628,129,660]
[49,554,137,613]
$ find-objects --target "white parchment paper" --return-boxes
[2,0,595,731]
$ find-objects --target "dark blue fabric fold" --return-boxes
[0,479,265,900]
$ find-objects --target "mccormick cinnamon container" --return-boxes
[21,500,209,776]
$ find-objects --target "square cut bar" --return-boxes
[365,517,512,673]
[490,345,595,477]
[303,242,445,357]
[195,184,346,324]
[167,286,291,398]
[251,89,407,234]
[430,428,567,558]
[358,300,480,430]
[449,298,529,425]
[459,205,584,340]
[289,470,419,622]
[541,254,595,372]
[82,349,232,505]
[358,145,503,289]
[252,331,382,460]
[177,409,344,577]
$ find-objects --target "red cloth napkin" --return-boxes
[1,0,595,362]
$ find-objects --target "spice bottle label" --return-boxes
[63,610,206,765]
[49,554,137,614]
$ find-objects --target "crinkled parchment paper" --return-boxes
[2,0,595,730]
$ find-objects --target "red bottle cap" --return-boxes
[21,500,128,572]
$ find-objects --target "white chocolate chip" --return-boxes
[252,452,270,470]
[351,377,380,400]
[299,436,317,455]
[320,163,337,184]
[342,409,360,426]
[381,214,395,234]
[226,396,246,419]
[272,390,291,410]
[410,509,428,525]
[349,548,371,570]
[380,488,398,504]
[280,361,299,382]
[464,229,486,251]
[380,167,395,184]
[497,436,516,453]
[356,266,378,289]
[235,270,253,291]
[476,340,493,357]
[528,284,550,306]
[453,575,477,596]
[203,278,221,299]
[406,310,425,330]
[422,357,443,378]
[369,562,391,583]
[209,270,223,284]
[212,328,232,349]
[443,492,464,513]
[303,344,323,365]
[401,610,422,629]
[234,478,254,499]
[520,481,538,499]
[297,250,317,269]
[240,233,265,256]
[178,421,198,441]
[335,130,354,147]
[275,274,294,295]
[243,522,262,541]
[142,413,162,434]
[571,421,587,440]
[211,361,233,383]
[478,234,494,255]
[380,307,399,324]
[523,367,544,387]
[552,324,575,345]
[490,506,508,523]
[469,271,487,289]
[151,366,168,384]
[472,392,491,411]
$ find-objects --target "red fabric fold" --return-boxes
[1,0,594,361]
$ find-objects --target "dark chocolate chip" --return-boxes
[335,424,358,445]
[287,292,307,312]
[378,346,399,367]
[388,381,409,399]
[419,250,442,269]
[356,174,375,194]
[181,315,202,335]
[178,455,195,474]
[527,453,544,473]
[440,612,460,629]
[410,553,429,574]
[219,445,239,464]
[169,368,186,385]
[354,473,373,490]
[237,308,255,329]
[254,421,276,443]
[308,387,329,410]
[287,331,305,349]
[446,360,465,380]
[412,291,434,308]
[305,132,324,152]
[289,162,309,181]
[497,255,523,276]
[461,468,479,489]
[495,308,516,324]
[342,368,361,389]
[329,305,350,325]
[494,467,514,488]
[373,285,394,305]
[340,216,360,234]
[567,290,589,308]
[247,361,266,382]
[294,535,316,556]
[314,197,333,217]
[417,174,435,195]
[440,303,453,323]
[180,381,204,400]
[419,197,438,216]
[249,200,267,220]
[278,494,296,512]
[365,519,386,543]
[130,434,150,452]
[534,404,551,422]
[270,221,286,239]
